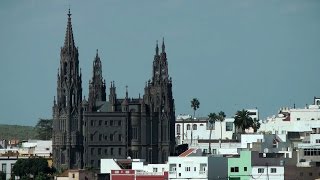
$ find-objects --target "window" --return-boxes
[316,139,320,143]
[311,118,315,120]
[133,127,138,140]
[153,168,157,172]
[110,120,114,126]
[132,150,138,158]
[110,134,114,141]
[271,168,276,173]
[226,122,233,131]
[72,174,75,178]
[118,148,122,155]
[297,118,300,121]
[90,134,94,141]
[91,148,94,155]
[99,120,102,126]
[111,148,114,155]
[118,121,122,126]
[200,124,204,126]
[193,124,197,130]
[185,167,191,171]
[178,173,181,177]
[104,135,108,140]
[194,167,196,171]
[10,164,14,174]
[309,172,313,176]
[1,163,6,173]
[105,121,108,125]
[176,124,181,134]
[91,120,94,126]
[187,124,191,130]
[258,168,264,173]
[179,164,181,167]
[91,160,94,166]
[231,167,239,172]
[304,148,320,156]
[118,134,122,141]
[99,134,102,141]
[104,149,108,155]
[98,148,101,155]
[244,167,247,171]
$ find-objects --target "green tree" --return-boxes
[234,109,253,135]
[35,119,53,140]
[0,171,6,180]
[207,113,217,154]
[12,157,54,179]
[217,111,226,148]
[190,98,200,145]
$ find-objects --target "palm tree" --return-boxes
[217,111,226,148]
[191,98,200,119]
[190,98,200,145]
[234,109,253,135]
[207,113,217,154]
[252,118,261,133]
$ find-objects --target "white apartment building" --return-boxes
[260,97,320,134]
[251,166,284,180]
[297,133,320,167]
[168,156,208,180]
[175,109,259,146]
[0,156,29,180]
[20,140,52,157]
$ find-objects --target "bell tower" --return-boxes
[144,38,175,163]
[52,9,83,170]
[88,49,106,111]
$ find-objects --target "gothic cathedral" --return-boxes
[52,10,175,170]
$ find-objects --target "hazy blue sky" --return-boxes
[1,0,320,126]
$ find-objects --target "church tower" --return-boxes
[52,9,83,169]
[144,39,175,163]
[88,50,106,111]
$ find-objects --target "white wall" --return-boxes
[168,156,208,180]
[251,166,284,180]
[175,118,235,145]
[100,159,121,174]
[241,134,264,148]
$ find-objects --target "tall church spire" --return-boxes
[161,37,165,53]
[64,8,75,49]
[53,9,83,170]
[155,40,159,55]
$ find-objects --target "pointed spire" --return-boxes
[155,40,159,55]
[64,8,75,49]
[125,85,128,99]
[161,37,165,53]
[94,49,101,64]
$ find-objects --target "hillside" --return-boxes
[0,124,37,140]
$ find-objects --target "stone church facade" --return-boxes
[52,10,175,170]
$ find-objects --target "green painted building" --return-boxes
[228,151,252,180]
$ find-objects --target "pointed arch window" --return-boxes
[176,124,181,134]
